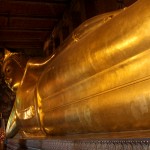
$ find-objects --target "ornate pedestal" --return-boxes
[6,138,150,150]
[6,131,150,150]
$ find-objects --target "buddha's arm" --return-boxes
[21,54,55,85]
[21,8,122,86]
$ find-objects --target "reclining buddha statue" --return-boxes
[2,0,150,139]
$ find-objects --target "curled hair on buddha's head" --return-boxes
[3,49,29,71]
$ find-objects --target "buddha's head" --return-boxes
[2,49,28,92]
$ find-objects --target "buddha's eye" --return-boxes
[5,66,12,74]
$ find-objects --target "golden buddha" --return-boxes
[2,0,150,138]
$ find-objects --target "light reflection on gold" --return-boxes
[116,36,138,50]
[12,82,20,91]
[37,91,44,131]
[16,106,35,120]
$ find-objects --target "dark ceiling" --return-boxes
[0,0,71,56]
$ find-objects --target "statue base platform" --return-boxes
[6,131,150,150]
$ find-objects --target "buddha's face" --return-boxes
[2,58,24,92]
